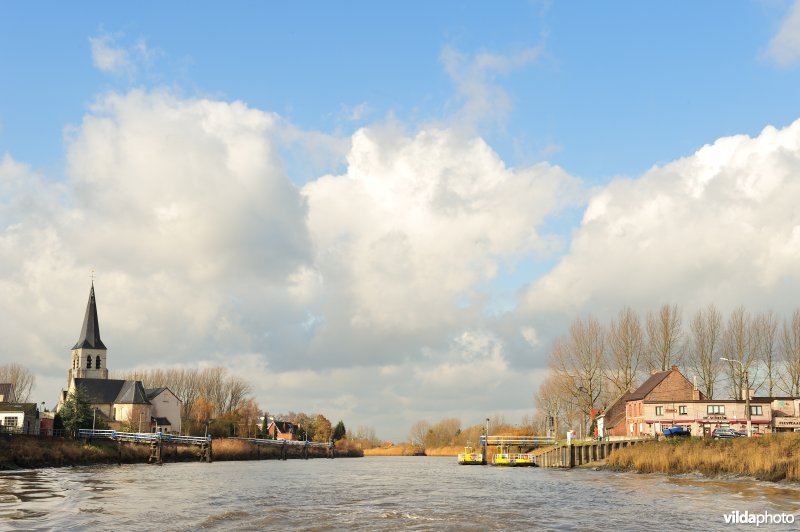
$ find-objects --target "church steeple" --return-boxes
[67,281,109,383]
[73,282,107,350]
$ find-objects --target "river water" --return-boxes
[1,457,799,530]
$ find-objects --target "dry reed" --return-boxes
[606,434,800,482]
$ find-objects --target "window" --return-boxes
[95,355,101,369]
[86,355,92,368]
[707,405,725,415]
[655,406,663,416]
[750,405,763,416]
[679,405,687,415]
[3,417,17,427]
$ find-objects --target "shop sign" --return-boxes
[774,417,800,428]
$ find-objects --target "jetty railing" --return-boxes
[480,435,556,446]
[77,429,212,463]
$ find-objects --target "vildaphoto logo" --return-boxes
[723,511,795,526]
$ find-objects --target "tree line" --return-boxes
[535,304,800,437]
[0,363,35,402]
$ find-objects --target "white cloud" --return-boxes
[523,119,800,319]
[89,34,132,75]
[89,33,159,77]
[301,123,580,367]
[767,0,800,67]
[441,45,541,130]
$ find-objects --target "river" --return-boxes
[1,457,799,530]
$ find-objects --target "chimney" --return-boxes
[671,365,679,372]
[693,376,698,391]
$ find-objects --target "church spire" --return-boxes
[73,281,107,350]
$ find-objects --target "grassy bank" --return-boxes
[606,434,800,482]
[0,436,361,469]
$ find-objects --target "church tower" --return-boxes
[67,282,109,382]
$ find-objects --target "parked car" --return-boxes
[712,428,742,439]
[663,426,691,437]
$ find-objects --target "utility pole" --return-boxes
[721,357,751,437]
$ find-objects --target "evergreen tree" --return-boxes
[332,420,346,441]
[59,385,93,437]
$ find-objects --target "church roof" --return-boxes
[74,378,150,405]
[72,283,107,350]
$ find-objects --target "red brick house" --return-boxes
[601,365,705,437]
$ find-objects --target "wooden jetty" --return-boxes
[473,434,646,468]
[78,429,212,464]
[77,429,336,464]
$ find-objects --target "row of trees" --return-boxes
[535,304,800,437]
[0,363,35,402]
[407,414,536,450]
[114,367,252,429]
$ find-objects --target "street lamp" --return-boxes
[138,410,143,433]
[721,357,751,437]
[578,386,588,440]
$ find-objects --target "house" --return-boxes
[624,365,706,437]
[0,402,39,434]
[601,365,798,438]
[145,388,182,434]
[266,420,297,440]
[57,283,182,432]
[0,383,16,402]
[598,391,634,438]
[767,398,800,432]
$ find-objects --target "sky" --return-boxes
[3,1,800,441]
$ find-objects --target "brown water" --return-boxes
[1,457,798,530]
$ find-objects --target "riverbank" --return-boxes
[606,434,800,482]
[363,445,475,457]
[0,436,362,469]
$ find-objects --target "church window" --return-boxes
[86,355,92,368]
[96,356,101,369]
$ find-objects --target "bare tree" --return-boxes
[753,311,778,397]
[0,363,35,402]
[408,420,430,447]
[606,307,643,396]
[721,306,758,399]
[550,316,605,436]
[646,304,683,371]
[780,309,800,396]
[534,373,569,437]
[687,304,722,399]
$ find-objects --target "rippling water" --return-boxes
[2,457,799,530]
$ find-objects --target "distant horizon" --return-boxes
[3,2,800,441]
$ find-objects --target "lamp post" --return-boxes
[138,410,143,433]
[721,357,751,437]
[578,386,588,440]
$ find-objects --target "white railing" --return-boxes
[480,435,556,446]
[77,429,210,446]
[235,437,333,449]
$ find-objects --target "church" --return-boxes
[57,283,182,434]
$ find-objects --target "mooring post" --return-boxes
[281,440,287,460]
[117,441,122,465]
[304,441,309,460]
[329,441,335,459]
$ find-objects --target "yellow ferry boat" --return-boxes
[491,445,537,467]
[457,445,484,465]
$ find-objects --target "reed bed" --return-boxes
[363,445,424,456]
[606,434,800,482]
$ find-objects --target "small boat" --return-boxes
[457,445,484,465]
[491,445,537,467]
